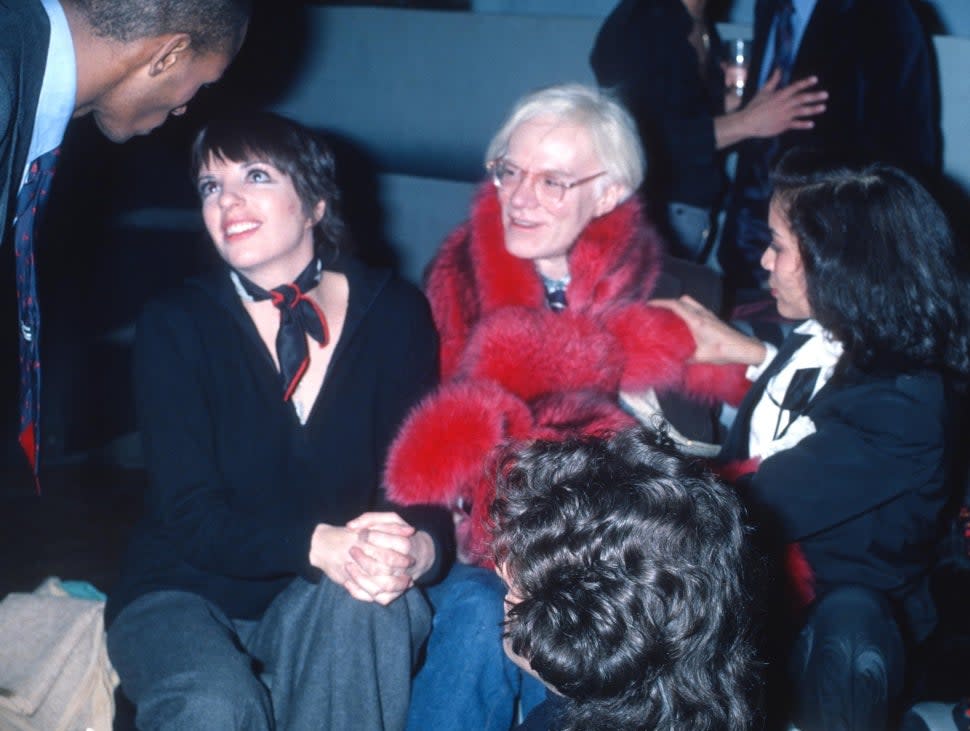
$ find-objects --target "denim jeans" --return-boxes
[407,563,546,731]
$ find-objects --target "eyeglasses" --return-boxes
[486,158,607,208]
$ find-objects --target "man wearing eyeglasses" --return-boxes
[385,83,750,731]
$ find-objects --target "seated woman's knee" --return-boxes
[133,665,271,729]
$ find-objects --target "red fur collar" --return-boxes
[465,185,664,314]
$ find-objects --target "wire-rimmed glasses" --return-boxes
[486,158,606,208]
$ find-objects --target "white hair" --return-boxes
[485,83,645,200]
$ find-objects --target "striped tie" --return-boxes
[772,0,796,84]
[545,287,568,312]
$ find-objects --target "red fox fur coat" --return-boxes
[385,186,748,562]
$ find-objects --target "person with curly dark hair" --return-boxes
[491,428,759,731]
[656,149,970,730]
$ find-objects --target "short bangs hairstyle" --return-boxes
[485,83,645,199]
[772,149,970,377]
[191,113,347,259]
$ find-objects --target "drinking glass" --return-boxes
[723,38,752,99]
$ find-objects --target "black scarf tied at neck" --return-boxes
[235,257,329,401]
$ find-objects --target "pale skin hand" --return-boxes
[714,69,828,150]
[724,87,744,114]
[309,512,435,606]
[650,295,767,366]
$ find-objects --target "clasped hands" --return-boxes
[309,512,435,606]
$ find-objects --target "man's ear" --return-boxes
[148,34,192,77]
[594,181,626,218]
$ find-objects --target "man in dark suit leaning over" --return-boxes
[1,0,251,475]
[718,0,939,294]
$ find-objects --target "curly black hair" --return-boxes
[771,149,970,379]
[491,428,759,731]
[191,112,348,260]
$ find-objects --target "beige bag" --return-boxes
[0,578,118,731]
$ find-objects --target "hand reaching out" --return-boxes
[741,69,827,138]
[650,295,767,366]
[715,70,827,149]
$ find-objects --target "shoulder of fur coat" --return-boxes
[425,184,666,378]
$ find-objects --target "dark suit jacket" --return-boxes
[722,333,951,641]
[720,0,940,280]
[0,0,50,247]
[742,0,939,173]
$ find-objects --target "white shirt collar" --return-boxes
[748,318,843,459]
[21,0,77,191]
[792,317,840,354]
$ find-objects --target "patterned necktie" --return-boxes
[541,275,569,312]
[771,0,796,85]
[545,287,567,312]
[235,258,329,401]
[14,147,60,490]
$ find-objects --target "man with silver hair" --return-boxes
[386,83,748,730]
[484,82,647,202]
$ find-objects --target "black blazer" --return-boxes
[740,0,939,176]
[0,0,50,247]
[722,333,951,641]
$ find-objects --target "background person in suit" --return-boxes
[2,0,252,248]
[657,150,969,730]
[717,0,940,294]
[590,0,826,262]
[0,0,251,473]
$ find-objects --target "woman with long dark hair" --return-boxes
[657,150,970,730]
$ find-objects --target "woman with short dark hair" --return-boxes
[657,150,970,730]
[106,113,451,729]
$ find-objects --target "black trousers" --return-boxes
[790,585,906,731]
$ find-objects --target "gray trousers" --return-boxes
[107,578,431,730]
